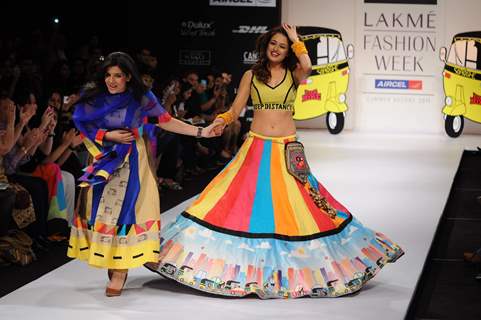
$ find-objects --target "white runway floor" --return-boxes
[1,129,479,320]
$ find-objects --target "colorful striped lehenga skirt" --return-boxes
[154,131,404,298]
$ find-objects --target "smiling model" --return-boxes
[146,24,404,299]
[67,52,219,297]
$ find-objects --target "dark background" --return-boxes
[1,0,281,84]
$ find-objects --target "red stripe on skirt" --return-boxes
[203,138,264,232]
[296,180,337,232]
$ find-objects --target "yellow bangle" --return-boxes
[216,111,234,125]
[291,41,308,58]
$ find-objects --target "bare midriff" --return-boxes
[250,109,296,137]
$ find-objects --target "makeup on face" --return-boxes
[105,66,130,94]
[267,33,289,62]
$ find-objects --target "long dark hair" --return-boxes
[77,51,147,104]
[252,26,298,84]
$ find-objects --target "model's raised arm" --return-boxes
[283,23,312,83]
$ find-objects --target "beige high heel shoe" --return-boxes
[105,270,128,297]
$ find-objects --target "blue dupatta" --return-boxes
[73,89,171,187]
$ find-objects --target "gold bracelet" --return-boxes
[291,40,308,58]
[216,111,234,125]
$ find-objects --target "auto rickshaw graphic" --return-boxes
[440,31,481,137]
[294,26,354,134]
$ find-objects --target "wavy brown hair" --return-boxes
[252,26,298,84]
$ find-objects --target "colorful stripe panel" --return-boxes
[186,132,351,237]
[203,138,264,231]
[249,140,274,233]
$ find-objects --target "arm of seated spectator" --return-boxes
[12,103,37,147]
[41,128,75,164]
[3,144,32,175]
[37,108,57,156]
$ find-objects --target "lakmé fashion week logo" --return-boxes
[362,2,438,93]
[363,11,436,72]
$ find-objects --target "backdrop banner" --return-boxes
[355,0,445,133]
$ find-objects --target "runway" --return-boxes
[0,129,478,320]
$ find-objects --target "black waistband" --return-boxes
[181,211,353,241]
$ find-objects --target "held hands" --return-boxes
[201,119,226,138]
[282,23,299,43]
[105,129,135,144]
[211,117,226,136]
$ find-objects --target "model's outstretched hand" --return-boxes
[212,118,227,136]
[202,119,225,138]
[282,23,299,43]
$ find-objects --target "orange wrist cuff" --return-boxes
[291,41,308,58]
[216,111,234,125]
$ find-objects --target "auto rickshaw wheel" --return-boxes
[326,112,344,134]
[444,115,464,138]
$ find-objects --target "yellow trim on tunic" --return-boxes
[82,138,101,158]
[96,170,110,180]
[67,138,161,269]
[68,234,160,269]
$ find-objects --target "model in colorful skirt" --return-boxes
[148,24,404,298]
[67,52,219,297]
